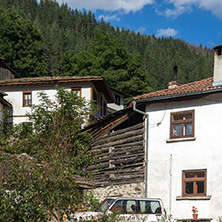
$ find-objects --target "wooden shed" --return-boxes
[84,107,146,199]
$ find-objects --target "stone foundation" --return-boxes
[90,182,145,201]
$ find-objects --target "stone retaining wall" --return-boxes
[91,182,145,201]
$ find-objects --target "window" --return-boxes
[110,199,161,214]
[111,199,137,214]
[71,87,81,97]
[182,169,207,197]
[23,91,32,107]
[115,94,121,105]
[139,200,161,214]
[92,89,97,105]
[170,110,194,139]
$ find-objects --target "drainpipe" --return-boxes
[132,100,149,198]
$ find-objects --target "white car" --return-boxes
[66,197,165,221]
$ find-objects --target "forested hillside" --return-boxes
[0,0,214,97]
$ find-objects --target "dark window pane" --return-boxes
[183,113,192,120]
[184,122,192,135]
[115,95,121,105]
[139,200,161,214]
[197,182,204,193]
[196,172,205,177]
[185,171,205,178]
[173,124,181,136]
[185,172,195,178]
[185,182,193,194]
[112,200,126,214]
[173,114,183,121]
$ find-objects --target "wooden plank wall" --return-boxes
[88,122,145,187]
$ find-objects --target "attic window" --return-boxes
[23,91,32,107]
[170,110,194,139]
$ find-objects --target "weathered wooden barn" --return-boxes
[84,107,146,200]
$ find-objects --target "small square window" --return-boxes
[71,87,81,97]
[23,91,32,107]
[170,110,194,139]
[182,169,207,197]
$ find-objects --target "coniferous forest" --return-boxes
[0,0,214,97]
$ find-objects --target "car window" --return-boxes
[111,200,137,214]
[126,200,137,213]
[97,198,115,212]
[139,200,161,214]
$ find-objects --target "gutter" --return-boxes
[132,100,149,198]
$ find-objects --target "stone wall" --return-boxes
[91,182,145,201]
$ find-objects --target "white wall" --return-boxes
[145,93,222,221]
[1,82,94,125]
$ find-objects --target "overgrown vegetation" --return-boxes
[0,88,96,221]
[0,0,214,97]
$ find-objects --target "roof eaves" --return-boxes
[134,88,222,104]
[0,76,105,86]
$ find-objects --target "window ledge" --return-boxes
[176,196,211,201]
[166,137,196,143]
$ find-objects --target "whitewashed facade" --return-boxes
[0,76,116,125]
[145,93,222,220]
[132,45,222,221]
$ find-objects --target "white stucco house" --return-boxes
[0,75,126,125]
[131,45,222,221]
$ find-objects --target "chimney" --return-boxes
[168,65,180,89]
[213,45,222,86]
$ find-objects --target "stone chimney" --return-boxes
[168,65,180,89]
[213,45,222,86]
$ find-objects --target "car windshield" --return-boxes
[96,198,115,212]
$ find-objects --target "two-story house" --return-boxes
[131,45,222,220]
[0,56,129,125]
[0,76,118,125]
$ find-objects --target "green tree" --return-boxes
[0,87,95,221]
[61,31,152,97]
[0,0,214,90]
[0,9,48,77]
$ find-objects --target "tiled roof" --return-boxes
[0,76,115,103]
[133,77,222,102]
